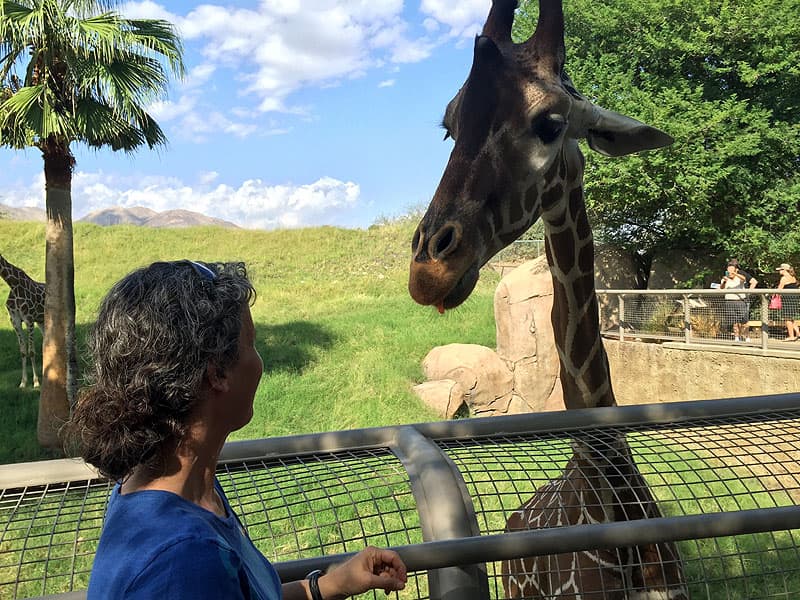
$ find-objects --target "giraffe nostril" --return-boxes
[431,224,459,259]
[411,227,421,253]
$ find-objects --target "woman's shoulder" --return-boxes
[90,534,248,599]
[90,491,245,598]
[108,486,235,534]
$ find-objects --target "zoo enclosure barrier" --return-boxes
[597,288,800,349]
[2,393,800,599]
[490,239,546,263]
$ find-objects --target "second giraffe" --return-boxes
[0,254,45,388]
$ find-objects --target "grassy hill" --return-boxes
[0,219,500,464]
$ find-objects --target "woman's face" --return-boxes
[223,305,263,431]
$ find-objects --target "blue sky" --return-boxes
[0,0,495,229]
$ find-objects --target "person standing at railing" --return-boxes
[776,263,800,341]
[65,261,407,600]
[720,259,758,342]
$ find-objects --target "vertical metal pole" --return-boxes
[619,294,625,342]
[761,294,769,350]
[683,294,691,344]
[391,427,489,600]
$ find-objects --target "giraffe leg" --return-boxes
[26,322,40,388]
[10,313,28,388]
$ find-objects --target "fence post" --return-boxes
[391,427,489,600]
[683,294,691,344]
[761,294,769,350]
[619,294,625,343]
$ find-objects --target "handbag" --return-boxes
[769,294,782,310]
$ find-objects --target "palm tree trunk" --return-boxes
[37,143,76,450]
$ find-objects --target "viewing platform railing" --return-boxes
[596,288,800,351]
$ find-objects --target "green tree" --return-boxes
[0,0,184,448]
[515,0,800,276]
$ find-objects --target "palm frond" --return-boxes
[0,0,184,153]
[75,95,165,151]
[1,83,76,139]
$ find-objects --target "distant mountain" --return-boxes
[80,206,238,229]
[0,203,46,222]
[79,206,157,226]
[1,203,239,229]
[140,209,239,229]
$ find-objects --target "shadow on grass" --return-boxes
[256,320,335,374]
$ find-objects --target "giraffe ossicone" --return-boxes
[0,254,45,388]
[408,0,687,597]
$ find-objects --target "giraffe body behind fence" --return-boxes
[408,0,687,597]
[0,254,45,388]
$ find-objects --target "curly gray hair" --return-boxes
[66,260,256,481]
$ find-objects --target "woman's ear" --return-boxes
[205,360,229,393]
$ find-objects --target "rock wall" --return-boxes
[606,340,800,404]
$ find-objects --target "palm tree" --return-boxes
[0,0,184,448]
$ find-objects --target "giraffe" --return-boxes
[0,254,45,388]
[408,0,687,597]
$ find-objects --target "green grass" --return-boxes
[0,219,501,463]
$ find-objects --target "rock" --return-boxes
[649,250,721,288]
[412,379,466,419]
[493,258,564,411]
[420,344,515,415]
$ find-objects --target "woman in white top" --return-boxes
[720,259,757,342]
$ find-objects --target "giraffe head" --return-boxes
[409,0,672,311]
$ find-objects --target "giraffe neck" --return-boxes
[0,256,23,289]
[537,150,615,411]
[0,255,39,294]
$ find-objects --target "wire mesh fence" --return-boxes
[489,239,546,265]
[598,289,800,349]
[1,395,800,599]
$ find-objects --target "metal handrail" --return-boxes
[596,288,800,350]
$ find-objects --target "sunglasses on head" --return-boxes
[187,260,217,281]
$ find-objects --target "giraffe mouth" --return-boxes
[439,262,480,311]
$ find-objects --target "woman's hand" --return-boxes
[318,546,407,599]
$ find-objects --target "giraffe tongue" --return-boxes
[436,302,445,314]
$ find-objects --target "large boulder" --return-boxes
[494,259,564,412]
[411,379,466,419]
[416,344,521,416]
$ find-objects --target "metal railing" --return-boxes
[597,288,800,350]
[2,394,800,599]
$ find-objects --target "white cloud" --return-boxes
[2,171,363,230]
[378,79,396,88]
[198,171,219,185]
[123,0,437,123]
[118,0,178,22]
[420,0,490,39]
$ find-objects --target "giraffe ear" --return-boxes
[585,106,674,157]
[473,35,503,67]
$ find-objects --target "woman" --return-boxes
[776,263,800,341]
[720,259,756,342]
[66,260,407,599]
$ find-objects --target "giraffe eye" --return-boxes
[440,118,454,141]
[532,113,566,144]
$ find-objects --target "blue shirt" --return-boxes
[88,480,281,599]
